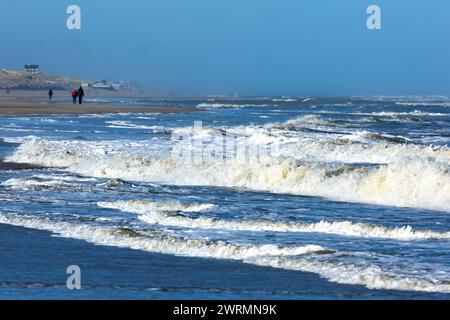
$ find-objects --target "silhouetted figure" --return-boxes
[77,86,84,105]
[48,89,53,101]
[71,88,78,104]
[5,87,10,95]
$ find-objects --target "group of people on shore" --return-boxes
[71,87,85,104]
[47,86,85,104]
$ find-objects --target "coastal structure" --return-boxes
[90,80,131,91]
[24,64,40,74]
[1,67,134,92]
[90,80,111,89]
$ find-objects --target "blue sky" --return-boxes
[1,0,449,95]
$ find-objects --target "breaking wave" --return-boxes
[196,103,269,109]
[6,137,450,211]
[173,115,450,164]
[98,200,450,240]
[5,114,450,212]
[2,174,97,190]
[98,200,216,214]
[1,213,449,293]
[0,213,326,260]
[105,120,165,131]
[395,102,450,107]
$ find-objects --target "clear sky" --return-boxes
[1,0,449,96]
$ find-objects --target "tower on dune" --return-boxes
[24,64,40,74]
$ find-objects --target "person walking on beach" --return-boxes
[48,89,53,101]
[77,86,84,105]
[71,88,78,104]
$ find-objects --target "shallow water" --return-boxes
[1,96,450,298]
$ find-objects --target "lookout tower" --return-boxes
[24,64,40,74]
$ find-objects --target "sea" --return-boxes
[0,95,449,299]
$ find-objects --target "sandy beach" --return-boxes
[0,101,195,116]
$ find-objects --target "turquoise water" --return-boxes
[0,96,449,298]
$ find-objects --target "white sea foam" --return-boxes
[99,200,216,214]
[248,256,450,293]
[317,110,447,117]
[6,136,450,211]
[2,174,97,190]
[2,136,38,144]
[345,131,412,144]
[0,127,44,133]
[196,103,269,109]
[98,200,450,240]
[6,114,450,211]
[0,213,325,260]
[272,98,297,102]
[76,157,450,212]
[39,118,57,123]
[395,102,450,107]
[1,213,449,293]
[3,177,72,189]
[105,120,165,131]
[5,138,167,167]
[368,110,447,117]
[173,115,450,164]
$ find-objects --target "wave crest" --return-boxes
[1,213,449,293]
[98,200,450,240]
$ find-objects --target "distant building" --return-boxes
[89,80,130,91]
[111,81,131,91]
[24,64,40,74]
[90,80,111,89]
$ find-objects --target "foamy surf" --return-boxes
[2,174,97,190]
[98,200,450,240]
[1,96,450,299]
[172,115,450,164]
[6,137,450,212]
[196,103,270,109]
[0,213,449,293]
[105,120,166,131]
[0,213,326,259]
[99,200,217,213]
[72,157,450,212]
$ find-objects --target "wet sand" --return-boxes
[2,223,442,299]
[0,101,195,116]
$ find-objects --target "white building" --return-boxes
[24,64,40,74]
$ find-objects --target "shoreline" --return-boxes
[0,101,196,116]
[2,223,444,299]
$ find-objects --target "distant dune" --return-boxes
[0,70,85,90]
